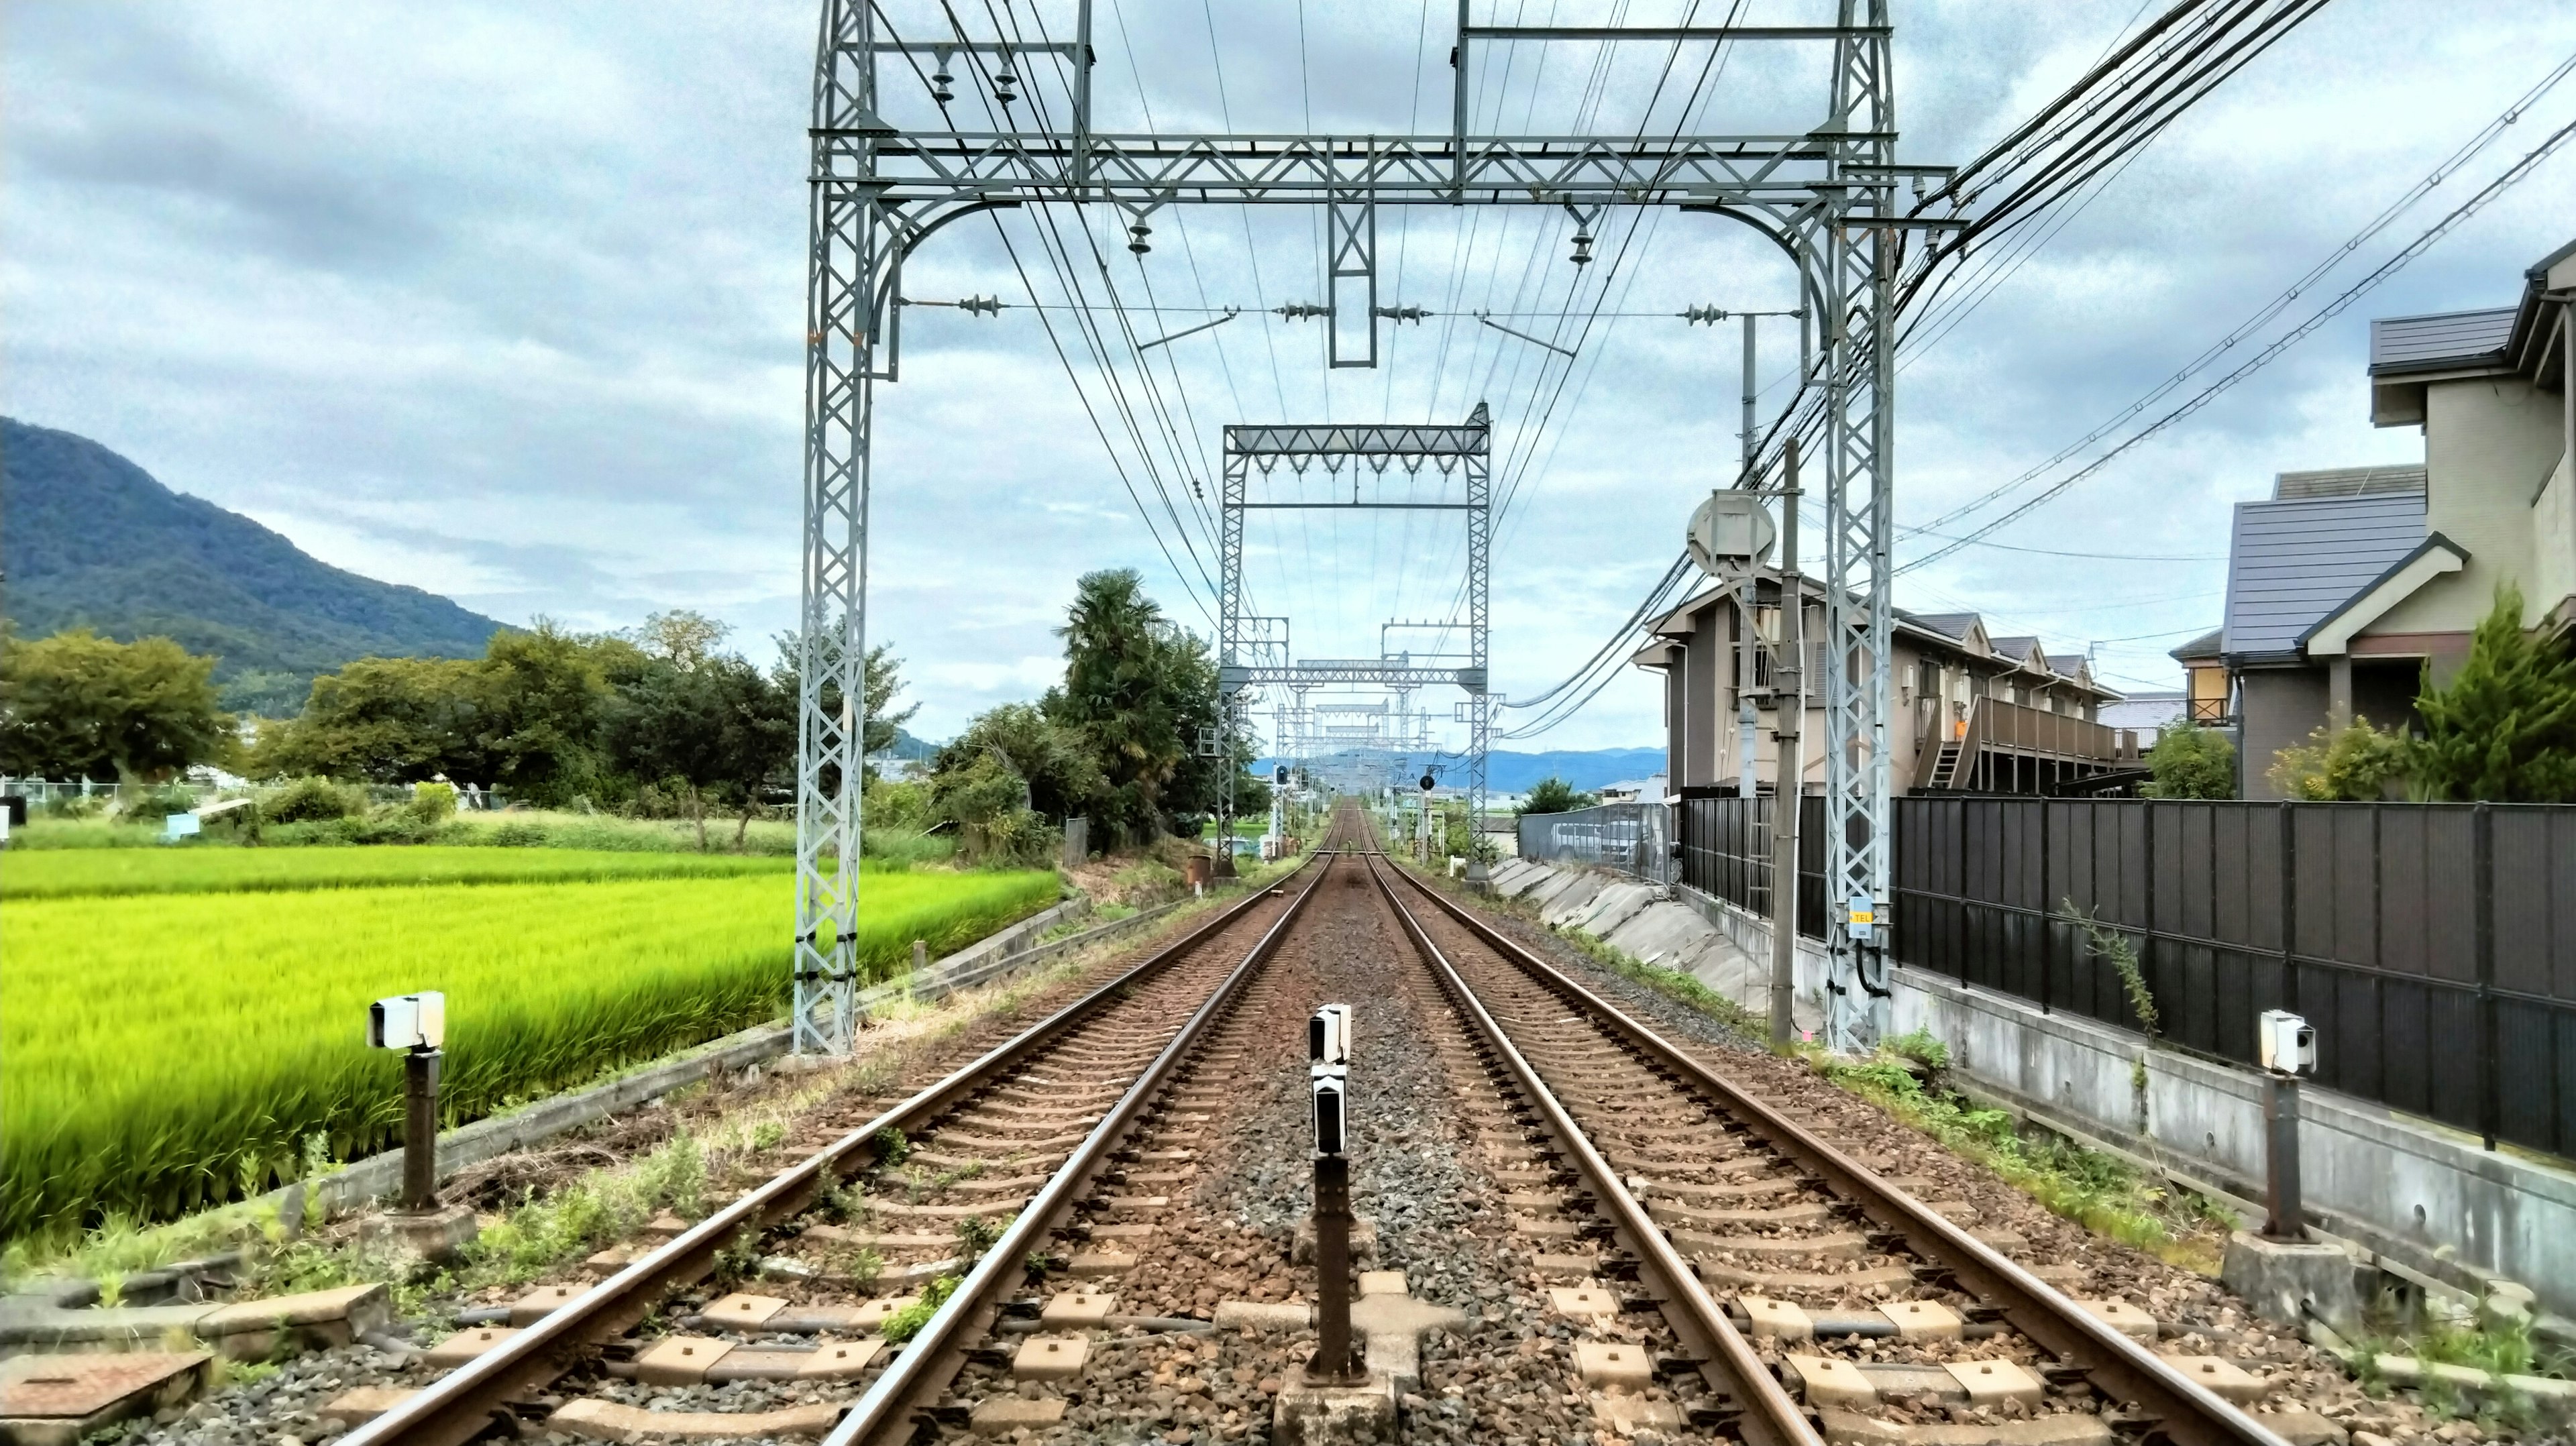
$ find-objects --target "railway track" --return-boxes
[319,803,2296,1446]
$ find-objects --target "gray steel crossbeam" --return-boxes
[816,133,1900,205]
[1224,423,1487,455]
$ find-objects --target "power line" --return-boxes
[1898,111,2576,575]
[1902,47,2576,543]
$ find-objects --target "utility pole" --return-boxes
[1769,441,1805,1048]
[1737,311,1762,799]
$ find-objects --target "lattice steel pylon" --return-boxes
[794,1,1947,1052]
[1217,410,1493,876]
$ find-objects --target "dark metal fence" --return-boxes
[1666,793,2576,1159]
[1892,797,2576,1160]
[1517,802,1673,884]
[1676,794,1829,940]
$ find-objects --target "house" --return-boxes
[1599,774,1667,803]
[2217,237,2573,796]
[1629,576,2133,797]
[2170,628,2229,725]
[2099,691,2188,735]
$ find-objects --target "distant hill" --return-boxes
[1,417,506,714]
[1256,746,1665,794]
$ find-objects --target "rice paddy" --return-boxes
[1,851,1059,1245]
[1,844,794,899]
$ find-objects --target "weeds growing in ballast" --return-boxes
[1807,1044,2237,1274]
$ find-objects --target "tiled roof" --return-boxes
[2223,492,2426,659]
[2368,307,2515,375]
[1988,635,2045,663]
[1901,611,1978,640]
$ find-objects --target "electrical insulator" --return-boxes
[1275,302,1330,320]
[931,67,954,104]
[1372,305,1430,323]
[959,294,1001,317]
[1682,304,1729,325]
[1569,228,1594,266]
[993,65,1018,105]
[1128,221,1152,256]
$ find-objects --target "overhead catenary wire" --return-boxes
[1896,110,2576,576]
[1900,46,2576,546]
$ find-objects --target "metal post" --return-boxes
[1737,311,1762,801]
[1770,441,1805,1047]
[2261,1070,2302,1239]
[1309,1153,1358,1382]
[2476,802,2498,1150]
[403,1048,441,1213]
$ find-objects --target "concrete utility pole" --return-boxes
[1737,311,1762,799]
[1770,441,1805,1048]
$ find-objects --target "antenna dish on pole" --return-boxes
[1687,491,1777,576]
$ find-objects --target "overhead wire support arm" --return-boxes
[1474,313,1578,359]
[1136,308,1240,351]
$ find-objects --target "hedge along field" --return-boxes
[1,867,1059,1245]
[3,845,795,901]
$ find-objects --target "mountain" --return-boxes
[1,417,506,715]
[1256,746,1666,795]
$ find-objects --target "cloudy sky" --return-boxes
[7,1,2572,751]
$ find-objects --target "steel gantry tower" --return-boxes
[793,1,1949,1053]
[1218,408,1493,873]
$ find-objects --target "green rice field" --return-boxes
[1,850,1059,1245]
[2,845,794,899]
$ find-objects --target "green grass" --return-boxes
[2,846,793,899]
[1811,1049,2236,1273]
[1,867,1059,1245]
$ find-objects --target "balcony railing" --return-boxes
[2189,696,2228,724]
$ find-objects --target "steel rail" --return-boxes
[822,852,1340,1445]
[1362,852,1822,1446]
[1381,861,2291,1446]
[342,860,1320,1446]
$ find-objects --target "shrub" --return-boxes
[409,781,459,823]
[2142,724,2234,799]
[2267,716,2410,801]
[262,777,363,824]
[2411,584,2576,801]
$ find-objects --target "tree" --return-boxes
[932,703,1108,824]
[249,620,638,804]
[1043,569,1197,840]
[631,609,730,670]
[2410,585,2576,802]
[767,634,920,767]
[250,655,482,782]
[2141,724,2235,799]
[604,652,792,850]
[471,622,640,804]
[0,629,234,781]
[1516,775,1599,815]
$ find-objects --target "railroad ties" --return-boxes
[85,804,2362,1445]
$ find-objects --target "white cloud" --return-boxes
[6,0,2573,748]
